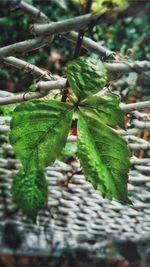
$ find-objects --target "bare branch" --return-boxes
[5,0,49,22]
[2,2,148,77]
[121,101,150,112]
[104,60,150,73]
[0,78,66,105]
[0,92,45,105]
[2,52,149,79]
[19,1,49,23]
[0,36,52,58]
[36,79,66,92]
[3,56,52,81]
[65,31,115,59]
[32,6,127,36]
[32,13,104,35]
[0,91,13,98]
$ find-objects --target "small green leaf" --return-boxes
[10,100,73,173]
[91,0,128,13]
[77,111,131,204]
[80,94,125,129]
[66,55,107,101]
[11,169,48,219]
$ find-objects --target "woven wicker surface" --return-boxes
[0,113,150,262]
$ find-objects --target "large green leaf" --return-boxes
[77,111,131,203]
[80,94,125,129]
[10,100,73,172]
[11,169,48,219]
[66,55,107,101]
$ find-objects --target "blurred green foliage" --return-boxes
[94,16,150,60]
[0,0,78,90]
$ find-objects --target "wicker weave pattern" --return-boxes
[0,114,150,261]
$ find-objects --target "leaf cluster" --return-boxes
[95,16,150,60]
[9,55,131,219]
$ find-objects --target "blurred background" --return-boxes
[0,0,149,100]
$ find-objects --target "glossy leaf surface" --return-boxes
[77,112,131,203]
[10,100,73,172]
[12,169,48,219]
[80,94,125,129]
[66,55,107,101]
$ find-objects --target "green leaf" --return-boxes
[11,168,48,220]
[80,94,125,129]
[10,100,73,173]
[66,55,107,101]
[91,0,128,13]
[0,103,17,116]
[77,111,131,204]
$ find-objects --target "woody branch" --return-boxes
[0,0,149,110]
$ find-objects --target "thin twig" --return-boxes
[121,101,150,112]
[0,36,52,58]
[31,13,104,35]
[0,79,66,105]
[20,1,49,23]
[3,56,52,81]
[104,60,150,73]
[65,31,115,59]
[0,92,45,105]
